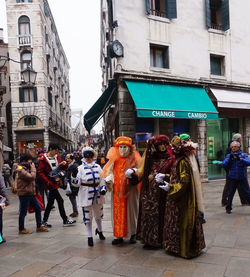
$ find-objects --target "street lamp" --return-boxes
[21,66,37,86]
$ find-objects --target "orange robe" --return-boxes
[103,147,141,238]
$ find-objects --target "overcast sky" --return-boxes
[0,0,102,132]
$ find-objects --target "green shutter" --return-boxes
[205,0,211,28]
[166,0,177,19]
[16,0,21,3]
[19,88,24,102]
[221,0,230,31]
[33,87,37,102]
[28,0,33,2]
[210,56,222,75]
[146,0,151,14]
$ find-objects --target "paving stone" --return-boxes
[70,269,121,277]
[83,254,120,271]
[225,257,250,277]
[106,263,164,277]
[8,261,55,277]
[192,263,226,277]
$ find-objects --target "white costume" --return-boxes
[72,160,105,224]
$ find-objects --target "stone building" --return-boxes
[84,0,250,180]
[5,0,72,156]
[0,28,12,166]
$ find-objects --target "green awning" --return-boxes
[84,80,116,133]
[125,81,218,119]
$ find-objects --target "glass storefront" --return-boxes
[207,118,239,179]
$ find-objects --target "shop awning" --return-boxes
[84,80,116,133]
[210,88,250,109]
[125,81,218,119]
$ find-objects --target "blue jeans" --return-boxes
[226,178,250,211]
[0,207,3,236]
[19,195,42,231]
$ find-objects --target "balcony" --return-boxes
[18,34,32,48]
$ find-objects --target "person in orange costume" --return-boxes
[103,136,141,245]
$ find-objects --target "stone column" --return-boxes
[118,84,136,140]
[196,119,208,182]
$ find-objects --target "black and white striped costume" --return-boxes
[72,160,105,224]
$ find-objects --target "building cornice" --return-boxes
[114,70,250,91]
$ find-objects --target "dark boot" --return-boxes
[112,238,124,245]
[95,228,105,240]
[88,237,94,247]
[129,234,136,244]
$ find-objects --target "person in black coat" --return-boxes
[65,154,81,217]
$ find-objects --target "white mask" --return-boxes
[119,145,130,157]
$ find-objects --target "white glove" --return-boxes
[159,181,169,191]
[155,173,166,184]
[105,175,113,184]
[125,168,135,178]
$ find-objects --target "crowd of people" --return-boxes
[0,133,250,259]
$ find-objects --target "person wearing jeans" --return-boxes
[16,154,49,234]
[38,143,76,227]
[222,141,250,214]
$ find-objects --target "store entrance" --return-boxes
[207,118,239,179]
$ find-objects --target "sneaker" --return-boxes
[19,229,32,235]
[42,221,52,228]
[63,218,76,226]
[69,212,78,218]
[226,210,232,214]
[36,226,49,232]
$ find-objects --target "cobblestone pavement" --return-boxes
[1,179,250,277]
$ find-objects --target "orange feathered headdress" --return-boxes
[114,136,132,147]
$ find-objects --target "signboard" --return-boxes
[137,110,218,120]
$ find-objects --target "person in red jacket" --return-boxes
[38,143,75,227]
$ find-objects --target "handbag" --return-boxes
[28,193,45,213]
[11,178,17,194]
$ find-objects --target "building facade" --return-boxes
[0,28,12,167]
[5,0,72,156]
[84,0,250,181]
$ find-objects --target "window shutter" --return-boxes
[221,0,230,31]
[205,0,211,28]
[166,0,177,19]
[28,0,33,2]
[146,0,151,14]
[19,88,24,102]
[164,47,169,69]
[33,87,37,102]
[16,0,21,3]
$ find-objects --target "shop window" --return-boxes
[210,55,225,76]
[21,51,32,70]
[173,119,190,136]
[146,0,177,19]
[18,15,30,35]
[24,116,36,126]
[205,0,230,31]
[19,87,37,102]
[150,44,169,69]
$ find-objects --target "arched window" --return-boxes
[21,51,32,70]
[18,15,30,35]
[24,116,36,126]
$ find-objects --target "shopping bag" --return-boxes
[28,193,45,213]
[65,182,72,195]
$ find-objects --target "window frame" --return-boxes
[20,50,32,70]
[18,15,31,35]
[210,54,225,77]
[150,44,170,69]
